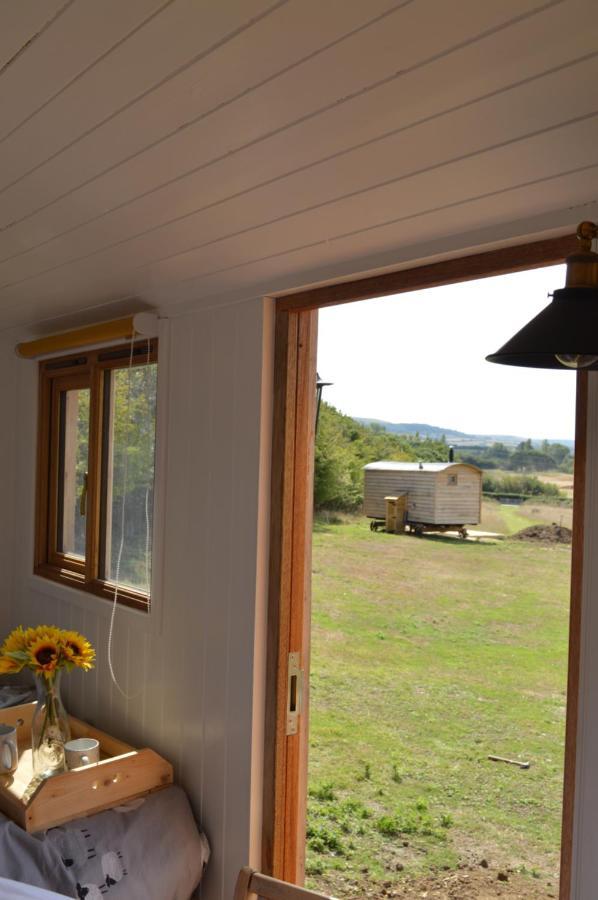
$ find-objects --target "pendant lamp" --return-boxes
[486,221,598,369]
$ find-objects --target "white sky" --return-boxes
[317,264,576,442]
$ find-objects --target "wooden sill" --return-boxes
[34,564,149,612]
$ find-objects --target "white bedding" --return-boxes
[0,786,210,900]
[0,879,70,899]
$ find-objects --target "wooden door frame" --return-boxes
[263,231,584,899]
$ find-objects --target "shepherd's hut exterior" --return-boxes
[363,461,482,534]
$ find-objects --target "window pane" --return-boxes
[57,388,90,558]
[101,363,157,593]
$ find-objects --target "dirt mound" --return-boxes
[511,524,572,544]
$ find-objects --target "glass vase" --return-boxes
[31,671,71,777]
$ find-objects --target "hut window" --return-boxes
[448,474,458,486]
[34,340,158,612]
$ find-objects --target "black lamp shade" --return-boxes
[486,287,598,369]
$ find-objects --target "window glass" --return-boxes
[37,341,157,609]
[100,363,157,592]
[57,388,90,558]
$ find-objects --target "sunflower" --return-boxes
[0,626,31,671]
[0,624,95,678]
[28,633,62,676]
[61,630,95,671]
[0,626,28,656]
[23,625,63,647]
[0,655,25,674]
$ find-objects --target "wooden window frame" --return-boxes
[263,231,583,900]
[35,339,158,612]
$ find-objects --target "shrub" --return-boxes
[306,860,324,876]
[483,473,562,499]
[310,782,336,802]
[307,823,346,855]
[376,815,401,837]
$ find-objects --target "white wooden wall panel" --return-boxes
[164,170,596,309]
[0,0,169,143]
[0,0,561,259]
[4,117,592,321]
[2,0,594,279]
[178,311,212,810]
[0,334,18,637]
[141,119,598,283]
[0,174,592,338]
[200,305,237,897]
[0,115,594,328]
[0,0,398,236]
[0,0,281,194]
[3,45,597,294]
[0,1,68,72]
[2,296,269,900]
[0,1,595,328]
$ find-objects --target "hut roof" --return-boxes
[363,461,481,473]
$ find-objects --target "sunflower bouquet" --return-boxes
[0,625,95,677]
[0,625,95,777]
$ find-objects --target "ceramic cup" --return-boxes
[65,737,100,769]
[0,721,22,776]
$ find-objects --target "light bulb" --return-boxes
[554,354,598,369]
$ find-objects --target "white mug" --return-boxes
[0,721,22,775]
[65,738,100,769]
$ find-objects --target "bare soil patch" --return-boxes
[510,524,571,544]
[322,866,556,899]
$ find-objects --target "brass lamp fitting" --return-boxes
[565,220,598,288]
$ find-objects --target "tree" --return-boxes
[313,403,448,510]
[105,364,157,587]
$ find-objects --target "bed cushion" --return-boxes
[0,877,71,899]
[0,786,209,900]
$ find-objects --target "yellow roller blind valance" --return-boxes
[15,313,159,359]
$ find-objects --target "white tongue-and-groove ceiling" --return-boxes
[1,0,597,329]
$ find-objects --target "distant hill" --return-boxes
[355,418,574,450]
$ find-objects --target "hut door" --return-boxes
[262,307,318,884]
[263,292,586,900]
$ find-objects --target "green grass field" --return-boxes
[307,511,570,896]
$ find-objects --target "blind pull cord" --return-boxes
[107,334,154,701]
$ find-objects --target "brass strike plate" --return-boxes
[286,652,302,736]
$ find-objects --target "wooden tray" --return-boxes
[0,702,173,832]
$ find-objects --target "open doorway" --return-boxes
[262,234,584,900]
[306,266,575,899]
